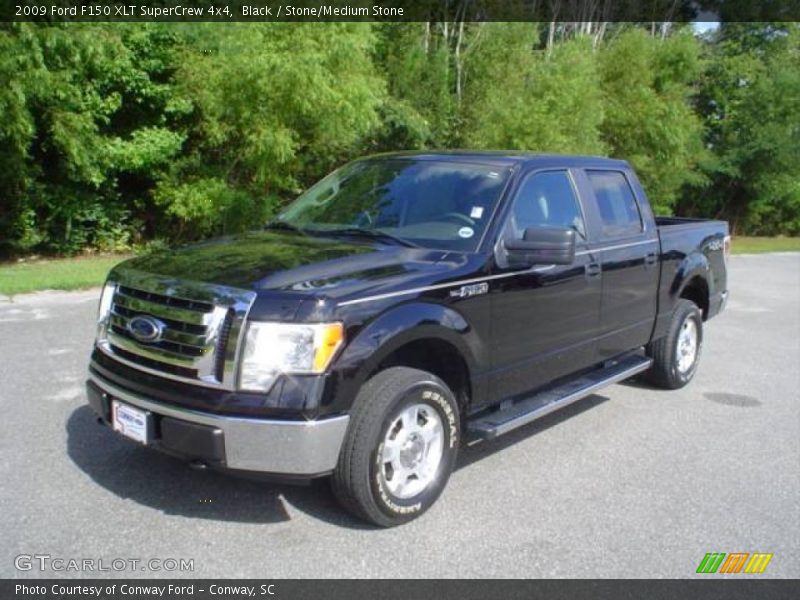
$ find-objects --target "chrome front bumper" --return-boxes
[87,372,349,475]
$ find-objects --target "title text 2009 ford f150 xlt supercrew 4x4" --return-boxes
[86,152,730,526]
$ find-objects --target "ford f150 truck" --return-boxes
[86,152,730,526]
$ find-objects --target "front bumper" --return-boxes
[86,372,349,477]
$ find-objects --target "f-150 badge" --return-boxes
[450,282,489,298]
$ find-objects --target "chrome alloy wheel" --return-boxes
[676,317,699,373]
[379,403,445,499]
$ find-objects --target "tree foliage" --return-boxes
[463,24,606,155]
[0,21,797,256]
[599,28,708,214]
[0,23,185,254]
[684,23,800,234]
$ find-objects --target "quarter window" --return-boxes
[509,171,586,239]
[585,170,643,238]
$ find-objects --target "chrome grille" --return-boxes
[97,269,256,389]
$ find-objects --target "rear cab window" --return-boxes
[585,170,643,239]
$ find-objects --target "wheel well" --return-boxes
[373,339,471,415]
[681,276,709,319]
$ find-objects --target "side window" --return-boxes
[585,170,643,238]
[510,171,586,239]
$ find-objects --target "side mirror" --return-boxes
[502,226,576,267]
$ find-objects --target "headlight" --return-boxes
[239,322,344,392]
[96,280,116,339]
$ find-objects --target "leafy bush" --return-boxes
[0,21,796,257]
[153,177,279,241]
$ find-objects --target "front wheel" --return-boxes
[332,367,460,527]
[646,299,704,389]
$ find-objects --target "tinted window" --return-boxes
[510,171,586,239]
[586,170,642,238]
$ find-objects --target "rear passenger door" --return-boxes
[577,169,659,361]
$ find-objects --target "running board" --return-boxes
[467,355,653,440]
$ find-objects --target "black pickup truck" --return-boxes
[86,152,730,526]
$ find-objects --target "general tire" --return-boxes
[332,366,460,527]
[646,298,704,389]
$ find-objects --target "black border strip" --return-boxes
[4,579,800,600]
[3,0,800,23]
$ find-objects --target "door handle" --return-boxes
[586,263,601,278]
[645,252,657,267]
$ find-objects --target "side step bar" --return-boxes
[467,355,653,440]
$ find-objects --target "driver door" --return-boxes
[488,169,602,403]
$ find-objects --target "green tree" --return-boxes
[0,23,185,255]
[1,21,796,257]
[687,23,800,234]
[159,23,385,240]
[599,28,708,214]
[462,24,606,155]
[372,23,450,149]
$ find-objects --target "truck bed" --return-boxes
[654,215,729,334]
[655,216,728,230]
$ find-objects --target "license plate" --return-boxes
[112,400,150,444]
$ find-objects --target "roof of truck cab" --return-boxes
[364,150,631,170]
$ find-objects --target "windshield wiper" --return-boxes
[322,227,418,248]
[264,220,307,235]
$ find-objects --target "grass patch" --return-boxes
[0,255,130,297]
[731,236,800,254]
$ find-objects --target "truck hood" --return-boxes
[118,230,452,299]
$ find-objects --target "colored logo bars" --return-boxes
[696,552,773,574]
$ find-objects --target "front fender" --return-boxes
[324,302,486,413]
[340,302,482,377]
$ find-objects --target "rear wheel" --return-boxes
[332,367,460,527]
[646,299,703,389]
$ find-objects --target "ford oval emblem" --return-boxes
[127,315,165,343]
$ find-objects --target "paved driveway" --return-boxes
[1,253,798,578]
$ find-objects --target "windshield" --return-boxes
[278,159,512,251]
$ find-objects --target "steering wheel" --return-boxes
[439,212,475,226]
